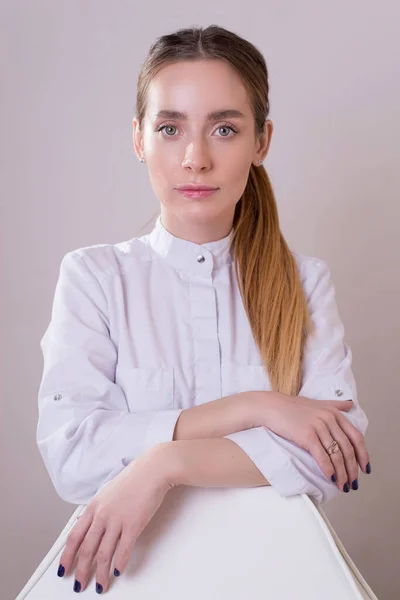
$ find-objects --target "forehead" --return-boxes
[146,59,253,118]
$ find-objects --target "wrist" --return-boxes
[251,390,290,428]
[234,391,262,430]
[148,441,184,489]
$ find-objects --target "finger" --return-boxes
[333,410,370,474]
[325,399,353,412]
[94,522,122,594]
[314,421,349,492]
[324,415,359,490]
[74,515,107,592]
[113,526,138,576]
[58,506,94,577]
[303,428,337,484]
[298,397,353,412]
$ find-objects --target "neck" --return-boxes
[160,211,234,245]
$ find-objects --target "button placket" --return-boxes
[190,249,222,403]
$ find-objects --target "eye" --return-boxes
[216,124,238,137]
[156,124,177,137]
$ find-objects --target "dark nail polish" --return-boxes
[331,473,336,483]
[96,582,103,594]
[114,568,120,577]
[57,564,65,577]
[343,482,350,493]
[74,579,81,593]
[366,462,371,474]
[351,479,359,490]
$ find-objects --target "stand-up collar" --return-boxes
[145,215,234,276]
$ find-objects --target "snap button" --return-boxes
[53,393,63,401]
[197,254,205,263]
[335,389,343,397]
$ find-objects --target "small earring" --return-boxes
[258,159,263,165]
[140,156,145,163]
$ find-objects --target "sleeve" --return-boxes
[223,259,368,505]
[36,251,184,505]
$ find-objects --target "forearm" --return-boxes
[161,437,271,489]
[172,391,259,441]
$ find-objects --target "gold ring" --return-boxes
[326,440,340,455]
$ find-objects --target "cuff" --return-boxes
[143,408,184,452]
[224,426,309,497]
[298,379,354,401]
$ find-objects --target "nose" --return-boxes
[182,139,211,172]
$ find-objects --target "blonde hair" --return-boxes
[136,25,314,396]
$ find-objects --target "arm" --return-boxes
[161,438,271,489]
[37,251,185,505]
[222,259,369,504]
[172,390,262,440]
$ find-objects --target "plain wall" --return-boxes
[1,2,399,599]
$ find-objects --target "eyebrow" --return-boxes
[153,109,246,121]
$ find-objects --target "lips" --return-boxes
[176,185,218,199]
[176,184,218,191]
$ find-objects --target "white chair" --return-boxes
[16,486,378,599]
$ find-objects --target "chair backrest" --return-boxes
[17,486,378,599]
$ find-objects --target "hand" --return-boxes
[57,445,174,594]
[252,392,370,492]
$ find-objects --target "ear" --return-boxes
[132,117,145,161]
[253,119,274,165]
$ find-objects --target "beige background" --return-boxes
[1,2,399,599]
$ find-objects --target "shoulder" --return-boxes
[60,234,153,284]
[291,251,332,299]
[291,250,329,275]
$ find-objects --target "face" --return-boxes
[133,59,273,244]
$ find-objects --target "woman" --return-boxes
[37,25,372,595]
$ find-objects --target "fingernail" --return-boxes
[96,582,103,594]
[366,462,371,474]
[351,479,359,490]
[57,564,65,577]
[74,579,81,593]
[343,482,350,493]
[331,473,336,482]
[114,568,120,577]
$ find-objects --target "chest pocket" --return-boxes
[115,364,174,412]
[222,363,273,398]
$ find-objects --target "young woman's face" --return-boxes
[133,59,273,243]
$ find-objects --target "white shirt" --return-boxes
[37,215,368,505]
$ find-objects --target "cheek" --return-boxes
[150,142,178,170]
[147,145,175,178]
[147,155,177,199]
[224,156,252,188]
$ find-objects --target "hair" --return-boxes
[135,25,315,396]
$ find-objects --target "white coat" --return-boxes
[37,215,368,505]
